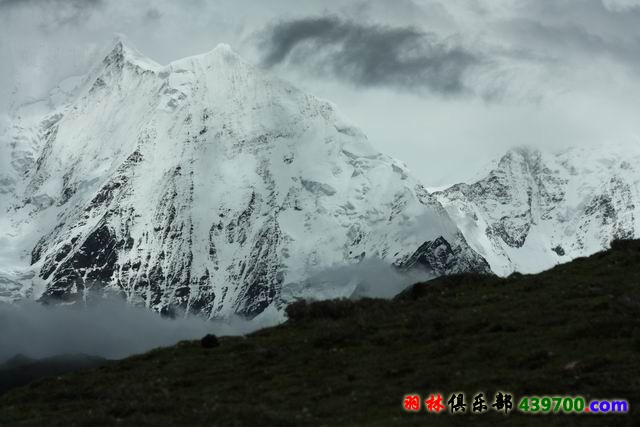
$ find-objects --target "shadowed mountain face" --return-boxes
[0,354,110,396]
[0,41,489,317]
[1,240,638,426]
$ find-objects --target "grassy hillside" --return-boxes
[0,354,110,396]
[1,240,639,426]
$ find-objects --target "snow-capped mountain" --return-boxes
[434,146,640,276]
[0,41,490,317]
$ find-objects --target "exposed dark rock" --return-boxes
[398,236,491,276]
[40,224,118,304]
[233,219,284,317]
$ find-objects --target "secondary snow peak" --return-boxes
[435,144,640,276]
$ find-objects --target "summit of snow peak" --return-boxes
[100,39,161,72]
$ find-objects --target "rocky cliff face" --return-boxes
[0,41,489,317]
[435,146,640,275]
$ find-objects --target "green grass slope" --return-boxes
[1,240,639,426]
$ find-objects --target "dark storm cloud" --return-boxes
[259,16,480,95]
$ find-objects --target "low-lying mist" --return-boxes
[0,297,283,364]
[283,257,432,302]
[0,258,429,364]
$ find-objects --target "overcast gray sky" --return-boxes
[1,0,639,186]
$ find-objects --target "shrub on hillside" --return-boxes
[285,299,357,322]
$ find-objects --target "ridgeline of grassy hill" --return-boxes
[1,241,640,426]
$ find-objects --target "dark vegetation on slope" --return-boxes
[1,240,640,426]
[0,354,111,396]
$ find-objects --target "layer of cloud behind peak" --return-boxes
[1,0,639,186]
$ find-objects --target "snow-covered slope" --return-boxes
[435,146,640,275]
[0,41,490,317]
